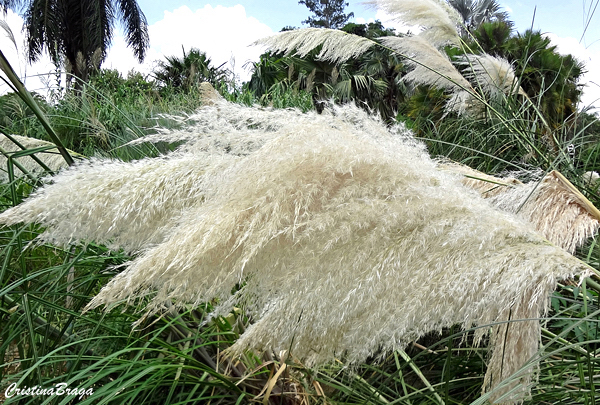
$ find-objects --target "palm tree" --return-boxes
[153,47,227,92]
[506,30,584,132]
[448,0,512,36]
[1,0,149,87]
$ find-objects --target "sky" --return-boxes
[1,0,599,109]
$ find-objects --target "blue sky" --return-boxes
[1,1,599,108]
[136,0,599,43]
[122,0,600,108]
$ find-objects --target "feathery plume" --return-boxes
[0,134,69,181]
[489,170,600,254]
[457,54,522,99]
[0,102,593,403]
[380,36,472,92]
[366,0,461,46]
[0,153,237,253]
[443,162,600,253]
[254,28,375,64]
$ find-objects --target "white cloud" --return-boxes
[374,10,420,35]
[354,17,376,25]
[104,5,273,83]
[545,33,600,111]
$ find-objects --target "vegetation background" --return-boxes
[0,0,599,404]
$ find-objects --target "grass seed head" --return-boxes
[1,101,593,403]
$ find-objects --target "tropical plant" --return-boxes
[0,0,149,87]
[153,47,228,93]
[299,0,354,29]
[506,30,584,133]
[447,0,512,36]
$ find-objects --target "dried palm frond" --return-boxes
[0,102,592,404]
[0,134,70,181]
[254,28,375,64]
[366,0,461,46]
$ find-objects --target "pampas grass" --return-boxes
[365,0,462,46]
[380,36,472,92]
[0,100,593,404]
[254,28,375,64]
[489,170,600,254]
[0,134,70,181]
[444,163,600,253]
[457,54,522,99]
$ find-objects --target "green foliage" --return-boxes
[299,0,354,29]
[248,21,406,121]
[153,47,229,93]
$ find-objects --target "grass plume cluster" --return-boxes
[365,0,462,46]
[446,163,600,254]
[0,99,594,403]
[0,134,70,181]
[257,0,523,119]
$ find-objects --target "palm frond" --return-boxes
[115,0,150,62]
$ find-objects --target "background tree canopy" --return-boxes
[299,0,354,29]
[0,0,149,86]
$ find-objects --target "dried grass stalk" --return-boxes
[490,170,600,254]
[0,102,592,403]
[440,162,522,197]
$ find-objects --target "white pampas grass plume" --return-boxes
[380,36,472,92]
[0,134,69,181]
[254,28,376,64]
[444,163,600,253]
[366,0,461,46]
[0,102,592,403]
[490,170,600,254]
[0,153,237,253]
[457,54,522,98]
